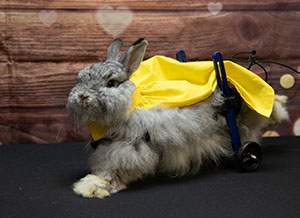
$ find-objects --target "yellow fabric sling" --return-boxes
[89,55,274,141]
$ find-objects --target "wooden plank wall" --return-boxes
[1,0,300,144]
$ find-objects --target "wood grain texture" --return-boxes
[0,61,91,143]
[1,62,91,107]
[0,11,8,62]
[0,0,300,144]
[2,0,300,10]
[1,10,300,62]
[0,107,90,144]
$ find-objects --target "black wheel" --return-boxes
[237,141,262,172]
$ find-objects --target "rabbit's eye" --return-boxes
[107,79,119,88]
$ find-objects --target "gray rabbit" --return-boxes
[67,38,289,198]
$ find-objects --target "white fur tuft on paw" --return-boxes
[73,174,111,199]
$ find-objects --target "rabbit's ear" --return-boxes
[119,38,148,78]
[106,38,123,61]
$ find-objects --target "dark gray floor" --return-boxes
[0,137,299,218]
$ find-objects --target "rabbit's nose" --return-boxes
[79,94,89,104]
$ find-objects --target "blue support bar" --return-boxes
[176,50,187,62]
[212,52,242,155]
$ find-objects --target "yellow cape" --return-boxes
[89,55,274,141]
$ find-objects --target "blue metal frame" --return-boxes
[212,52,242,156]
[176,50,187,62]
[176,50,242,156]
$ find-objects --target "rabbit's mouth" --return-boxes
[67,105,98,125]
[67,98,102,125]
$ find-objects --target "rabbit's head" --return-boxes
[67,38,148,126]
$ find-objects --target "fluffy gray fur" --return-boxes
[67,38,289,198]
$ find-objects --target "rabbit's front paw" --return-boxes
[73,174,111,199]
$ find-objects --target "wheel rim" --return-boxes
[238,142,262,172]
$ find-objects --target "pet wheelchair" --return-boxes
[176,50,262,172]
